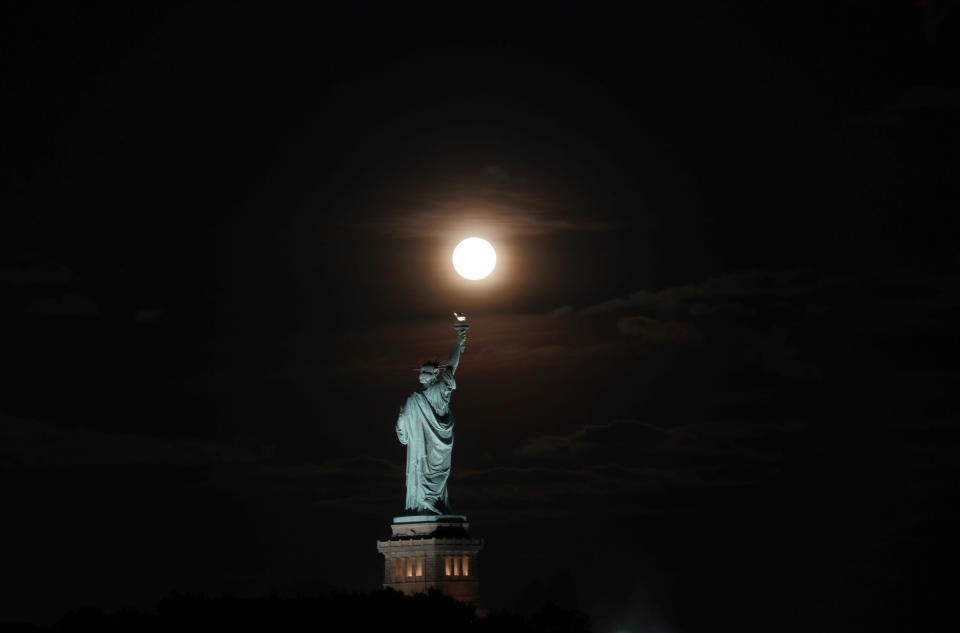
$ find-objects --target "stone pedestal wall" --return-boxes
[376,517,483,607]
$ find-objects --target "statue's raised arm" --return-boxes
[446,327,468,375]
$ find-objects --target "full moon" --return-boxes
[452,237,497,280]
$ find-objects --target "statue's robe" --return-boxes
[396,370,456,514]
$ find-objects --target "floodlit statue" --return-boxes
[396,315,469,514]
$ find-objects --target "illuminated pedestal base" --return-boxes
[376,516,483,606]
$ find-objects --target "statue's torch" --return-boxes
[453,312,470,334]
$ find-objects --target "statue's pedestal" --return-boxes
[376,515,483,607]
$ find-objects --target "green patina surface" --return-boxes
[395,322,468,514]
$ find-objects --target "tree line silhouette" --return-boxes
[2,589,591,633]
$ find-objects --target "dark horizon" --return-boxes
[3,3,959,632]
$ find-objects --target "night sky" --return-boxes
[3,3,959,632]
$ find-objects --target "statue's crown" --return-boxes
[415,360,445,373]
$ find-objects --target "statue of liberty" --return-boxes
[395,316,469,515]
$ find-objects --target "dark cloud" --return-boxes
[446,462,687,525]
[0,257,74,286]
[517,419,667,459]
[578,270,806,316]
[0,414,273,468]
[367,173,615,239]
[284,455,399,479]
[544,269,960,379]
[181,455,407,514]
[516,418,792,469]
[483,165,521,184]
[574,268,952,322]
[23,293,99,317]
[135,308,162,322]
[478,417,801,526]
[617,316,702,344]
[375,204,613,239]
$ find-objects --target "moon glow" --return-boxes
[452,237,497,280]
